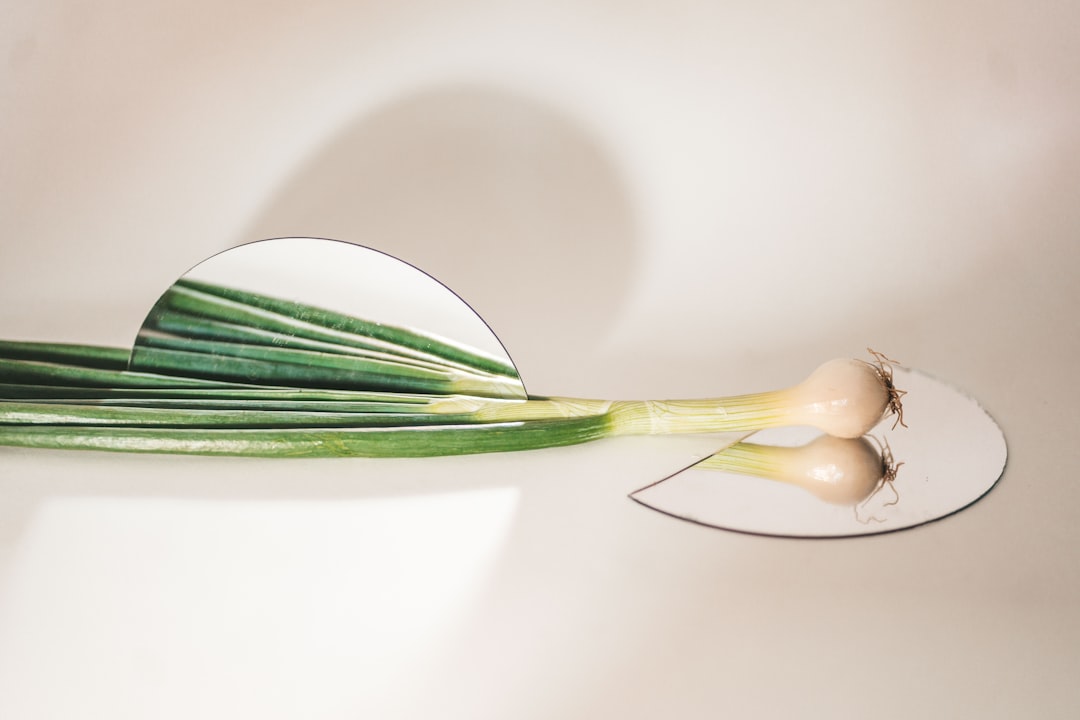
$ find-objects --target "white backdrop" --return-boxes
[2,2,1079,718]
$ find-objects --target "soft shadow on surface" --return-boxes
[239,84,640,394]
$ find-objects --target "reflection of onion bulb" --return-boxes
[698,435,892,506]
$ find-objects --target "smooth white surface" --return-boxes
[0,488,520,718]
[2,2,1079,718]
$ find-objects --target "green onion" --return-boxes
[142,280,522,384]
[0,278,905,458]
[130,341,523,397]
[465,353,902,440]
[0,357,237,390]
[144,310,489,376]
[0,416,611,458]
[0,340,130,370]
[0,395,433,414]
[0,352,903,457]
[0,401,479,429]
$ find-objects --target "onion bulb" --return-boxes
[699,434,902,506]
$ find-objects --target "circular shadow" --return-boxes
[241,85,639,388]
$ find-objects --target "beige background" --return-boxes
[2,2,1079,718]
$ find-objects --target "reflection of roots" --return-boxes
[855,436,904,525]
[878,436,904,493]
[867,348,907,430]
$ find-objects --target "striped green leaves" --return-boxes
[0,263,618,456]
[134,280,525,398]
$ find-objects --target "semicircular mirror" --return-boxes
[130,237,527,399]
[630,368,1007,537]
